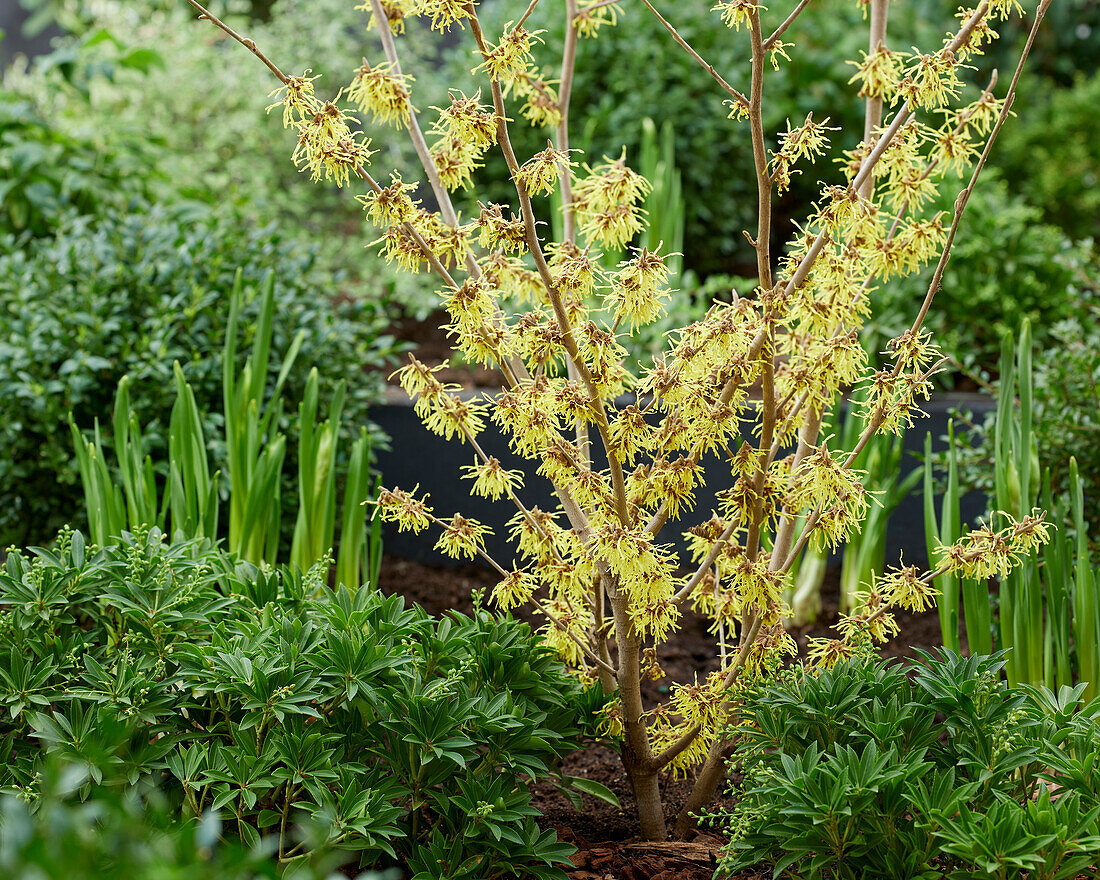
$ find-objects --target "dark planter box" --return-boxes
[370,390,994,572]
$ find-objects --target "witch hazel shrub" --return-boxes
[184,0,1053,839]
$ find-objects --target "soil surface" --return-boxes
[376,554,955,880]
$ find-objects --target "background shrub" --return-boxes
[3,0,438,308]
[0,204,396,547]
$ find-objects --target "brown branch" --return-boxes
[638,0,750,111]
[763,0,814,52]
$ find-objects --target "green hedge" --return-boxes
[0,204,396,547]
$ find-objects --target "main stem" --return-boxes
[672,6,774,838]
[610,588,666,840]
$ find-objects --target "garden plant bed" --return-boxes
[377,555,959,880]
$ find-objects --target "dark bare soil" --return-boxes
[376,554,956,880]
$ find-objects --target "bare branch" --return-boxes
[638,0,750,110]
[763,0,814,52]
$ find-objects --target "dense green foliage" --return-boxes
[0,528,597,879]
[0,205,395,548]
[0,85,150,238]
[991,73,1100,243]
[870,172,1095,376]
[4,0,436,307]
[0,763,393,880]
[715,652,1100,879]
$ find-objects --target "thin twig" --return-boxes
[763,0,814,52]
[513,0,544,30]
[638,0,750,110]
[184,0,287,82]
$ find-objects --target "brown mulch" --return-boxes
[376,554,958,880]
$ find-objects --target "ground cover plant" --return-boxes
[181,0,1058,840]
[0,762,394,880]
[0,527,596,878]
[712,651,1100,878]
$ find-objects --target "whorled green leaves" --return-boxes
[0,528,603,879]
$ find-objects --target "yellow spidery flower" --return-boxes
[431,135,483,191]
[443,276,495,338]
[376,223,427,273]
[769,40,793,70]
[608,248,671,329]
[877,562,937,612]
[609,405,655,466]
[712,0,764,31]
[599,700,625,738]
[987,0,1024,21]
[516,142,576,196]
[772,116,836,171]
[546,241,601,298]
[474,23,540,83]
[537,597,592,666]
[808,637,858,669]
[434,90,499,148]
[477,203,529,253]
[421,392,489,443]
[725,98,750,122]
[512,73,562,128]
[345,60,414,128]
[356,0,416,33]
[375,485,432,533]
[462,456,524,501]
[847,47,902,99]
[267,70,320,127]
[905,47,966,111]
[574,1,623,38]
[435,513,491,560]
[418,0,474,32]
[951,6,1001,60]
[492,568,536,610]
[357,173,420,226]
[290,102,373,188]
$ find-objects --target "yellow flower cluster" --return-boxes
[938,512,1050,581]
[573,152,652,249]
[574,1,623,38]
[268,75,373,188]
[770,116,838,194]
[712,0,763,31]
[345,60,414,128]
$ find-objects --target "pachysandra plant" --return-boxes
[185,0,1054,840]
